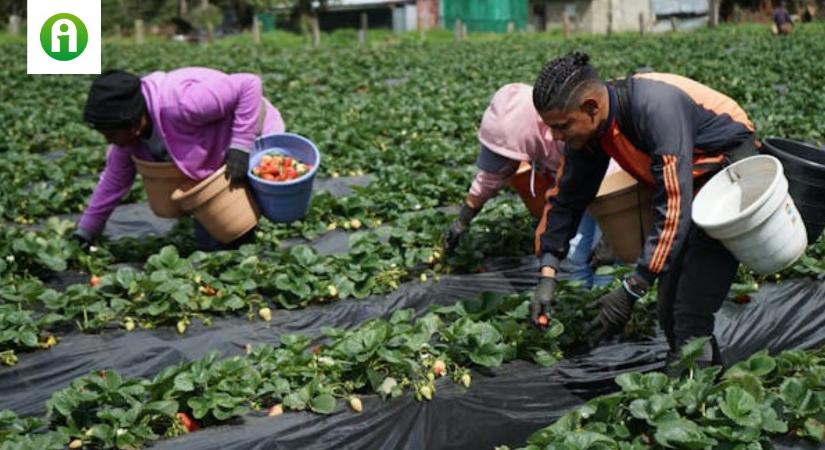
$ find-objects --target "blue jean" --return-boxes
[557,212,612,288]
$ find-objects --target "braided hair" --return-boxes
[532,51,600,113]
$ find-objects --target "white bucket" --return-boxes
[692,155,807,275]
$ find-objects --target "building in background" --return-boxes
[649,0,710,31]
[269,0,423,32]
[530,0,651,33]
[529,0,709,33]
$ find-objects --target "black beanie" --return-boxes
[83,70,146,129]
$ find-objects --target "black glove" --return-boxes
[531,276,557,330]
[71,228,94,250]
[585,274,648,346]
[443,204,479,254]
[225,147,250,183]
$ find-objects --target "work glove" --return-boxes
[442,204,479,255]
[71,228,94,250]
[585,273,648,347]
[225,147,250,183]
[531,276,557,330]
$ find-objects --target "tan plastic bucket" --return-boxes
[588,169,654,264]
[170,165,259,244]
[132,156,196,218]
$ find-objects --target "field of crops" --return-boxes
[2,23,825,449]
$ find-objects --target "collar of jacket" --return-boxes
[595,82,618,140]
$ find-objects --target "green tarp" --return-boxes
[442,0,528,33]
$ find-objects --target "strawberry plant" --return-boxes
[0,409,67,450]
[0,289,572,448]
[151,353,259,424]
[46,371,178,449]
[504,340,825,450]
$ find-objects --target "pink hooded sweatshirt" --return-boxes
[470,83,564,203]
[78,67,285,235]
[470,83,621,203]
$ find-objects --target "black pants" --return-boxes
[657,137,759,350]
[656,225,739,350]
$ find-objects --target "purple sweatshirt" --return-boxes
[78,67,285,235]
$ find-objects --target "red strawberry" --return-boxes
[537,314,549,327]
[734,294,751,304]
[176,412,200,432]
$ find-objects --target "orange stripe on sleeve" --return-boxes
[649,155,681,273]
[534,156,565,256]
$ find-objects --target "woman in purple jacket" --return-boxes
[72,68,285,251]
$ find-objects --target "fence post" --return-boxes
[252,16,261,44]
[8,15,20,35]
[607,0,613,35]
[310,15,320,47]
[135,19,145,44]
[358,12,367,45]
[454,18,463,41]
[206,22,214,43]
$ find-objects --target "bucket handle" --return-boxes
[253,133,315,158]
[726,167,742,184]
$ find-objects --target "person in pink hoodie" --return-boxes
[443,83,616,286]
[72,68,285,251]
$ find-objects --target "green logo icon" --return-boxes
[40,13,88,61]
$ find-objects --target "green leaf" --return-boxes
[309,394,336,414]
[275,273,311,298]
[533,349,559,367]
[143,400,179,418]
[804,417,825,441]
[670,337,711,374]
[282,392,307,411]
[389,309,413,324]
[724,351,776,379]
[719,386,760,428]
[615,372,669,396]
[563,430,616,448]
[187,397,211,420]
[145,301,169,316]
[724,373,765,402]
[19,331,38,348]
[780,377,822,415]
[760,406,788,434]
[290,245,318,267]
[654,418,717,449]
[173,373,195,392]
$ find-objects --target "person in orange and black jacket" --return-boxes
[528,52,759,370]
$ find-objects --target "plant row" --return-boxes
[504,339,825,449]
[0,290,583,450]
[0,199,538,364]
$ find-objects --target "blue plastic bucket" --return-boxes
[248,133,321,223]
